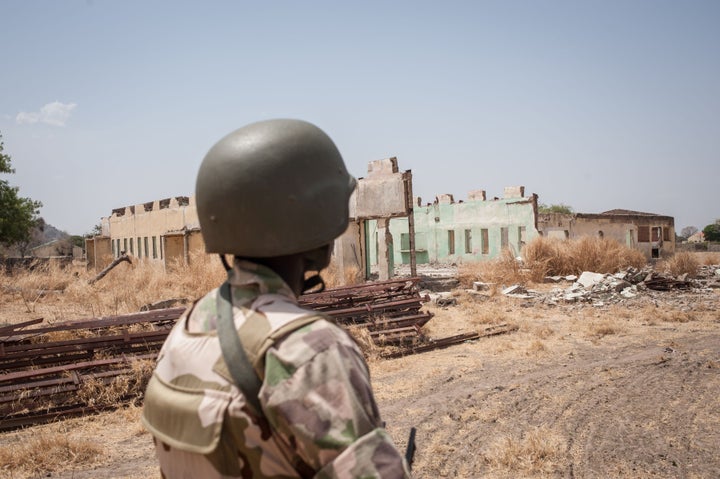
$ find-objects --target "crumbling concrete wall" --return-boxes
[86,236,112,271]
[332,221,365,284]
[105,196,199,261]
[368,187,539,265]
[162,229,205,269]
[344,157,413,280]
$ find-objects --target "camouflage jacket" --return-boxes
[142,260,411,478]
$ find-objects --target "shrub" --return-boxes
[458,236,647,286]
[658,252,699,277]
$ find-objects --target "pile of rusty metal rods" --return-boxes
[300,277,433,346]
[1,277,484,430]
[0,308,184,430]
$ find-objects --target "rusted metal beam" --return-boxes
[0,354,155,383]
[3,308,184,339]
[1,275,440,430]
[0,318,44,336]
[381,332,481,358]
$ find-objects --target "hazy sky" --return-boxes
[1,0,718,235]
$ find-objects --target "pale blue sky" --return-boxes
[1,0,718,235]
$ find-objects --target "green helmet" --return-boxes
[196,119,357,257]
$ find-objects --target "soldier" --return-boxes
[142,119,412,478]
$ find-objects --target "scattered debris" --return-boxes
[1,277,462,430]
[140,298,188,311]
[88,254,131,285]
[472,281,494,291]
[503,265,720,306]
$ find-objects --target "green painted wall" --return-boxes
[367,196,539,265]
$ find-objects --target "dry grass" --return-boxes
[458,236,647,287]
[0,430,104,478]
[0,252,363,325]
[657,252,699,277]
[588,320,621,338]
[77,359,155,408]
[0,253,226,324]
[693,251,720,265]
[483,425,566,476]
[323,262,363,288]
[345,324,382,361]
[635,305,697,324]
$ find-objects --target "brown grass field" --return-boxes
[1,240,719,478]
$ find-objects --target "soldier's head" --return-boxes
[196,119,357,291]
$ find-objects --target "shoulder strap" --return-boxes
[215,280,318,478]
[215,280,263,416]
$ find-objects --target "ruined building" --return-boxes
[366,186,539,268]
[537,209,675,259]
[86,196,203,270]
[86,158,675,280]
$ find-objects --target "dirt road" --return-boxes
[2,288,719,478]
[377,315,720,478]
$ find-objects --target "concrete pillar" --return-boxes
[377,218,394,280]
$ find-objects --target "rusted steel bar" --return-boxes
[302,277,422,297]
[369,326,418,337]
[1,329,170,356]
[0,353,156,383]
[0,367,136,399]
[0,318,44,337]
[367,313,433,331]
[1,276,439,430]
[328,297,429,319]
[3,308,185,340]
[381,332,480,358]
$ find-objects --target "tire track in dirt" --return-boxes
[375,332,720,478]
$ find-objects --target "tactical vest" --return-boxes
[142,281,321,457]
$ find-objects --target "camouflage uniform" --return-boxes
[142,260,411,478]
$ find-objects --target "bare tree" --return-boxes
[680,226,699,239]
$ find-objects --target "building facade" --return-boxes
[366,186,540,266]
[537,209,675,259]
[86,196,203,270]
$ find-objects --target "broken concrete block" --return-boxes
[436,297,458,307]
[577,271,606,288]
[564,275,578,282]
[503,186,525,198]
[473,281,494,291]
[430,292,453,303]
[608,280,632,292]
[563,292,587,302]
[544,276,562,283]
[620,287,637,298]
[502,284,526,295]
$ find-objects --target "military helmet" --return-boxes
[196,119,357,257]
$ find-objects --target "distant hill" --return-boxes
[41,223,69,242]
[0,219,76,258]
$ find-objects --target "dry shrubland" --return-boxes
[0,252,227,321]
[657,251,699,277]
[459,236,647,287]
[0,429,104,478]
[483,426,566,476]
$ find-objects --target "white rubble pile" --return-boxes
[499,265,720,306]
